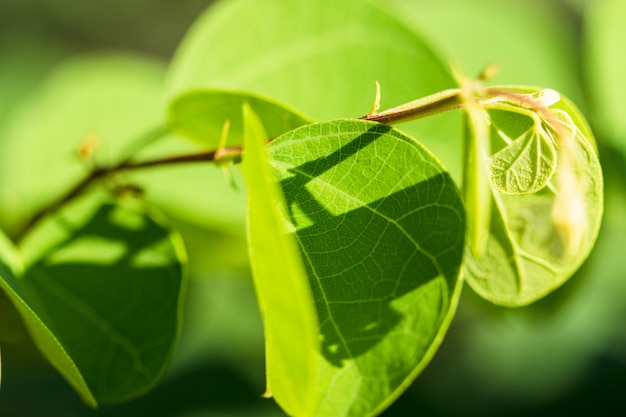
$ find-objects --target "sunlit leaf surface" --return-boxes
[585,0,626,153]
[242,104,319,416]
[267,119,464,416]
[464,87,603,305]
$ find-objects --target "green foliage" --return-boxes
[0,54,167,236]
[165,0,460,175]
[267,119,464,416]
[0,0,610,416]
[463,88,603,305]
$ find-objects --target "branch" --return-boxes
[14,148,240,242]
[14,88,470,242]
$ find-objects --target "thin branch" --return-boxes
[14,147,241,242]
[14,88,470,242]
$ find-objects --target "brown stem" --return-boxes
[14,148,241,242]
[14,88,468,242]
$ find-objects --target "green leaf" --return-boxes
[169,90,312,148]
[488,125,557,195]
[166,0,460,177]
[241,104,319,416]
[267,119,465,416]
[0,195,186,405]
[464,87,603,306]
[585,0,626,151]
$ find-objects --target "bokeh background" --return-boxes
[1,0,626,416]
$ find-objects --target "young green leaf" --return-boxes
[0,54,168,236]
[166,0,460,177]
[241,104,319,416]
[0,195,186,405]
[267,119,465,416]
[489,124,557,195]
[169,90,312,148]
[464,87,603,306]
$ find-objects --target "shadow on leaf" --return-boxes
[278,125,464,367]
[19,201,184,402]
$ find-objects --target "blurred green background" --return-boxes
[1,0,626,416]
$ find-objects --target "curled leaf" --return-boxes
[464,87,603,306]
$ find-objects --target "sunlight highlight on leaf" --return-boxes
[241,104,319,417]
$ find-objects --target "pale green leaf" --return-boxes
[0,195,186,405]
[464,87,603,305]
[0,54,168,236]
[386,0,584,105]
[241,104,319,416]
[267,119,465,416]
[169,90,312,148]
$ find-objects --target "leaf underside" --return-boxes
[464,89,603,306]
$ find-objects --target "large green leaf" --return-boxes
[166,0,460,177]
[0,195,186,405]
[464,87,603,305]
[386,0,584,106]
[242,104,319,416]
[266,119,465,416]
[584,0,626,152]
[169,90,312,148]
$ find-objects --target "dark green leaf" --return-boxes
[267,119,465,416]
[0,195,186,405]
